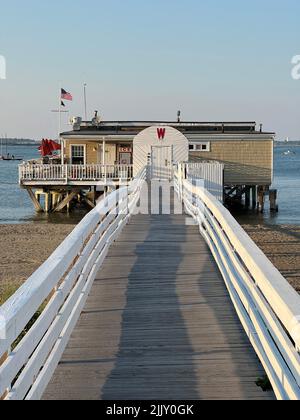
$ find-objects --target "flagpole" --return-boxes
[58,84,61,139]
[59,84,64,165]
[84,83,87,121]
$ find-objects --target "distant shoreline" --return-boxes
[275,143,300,147]
[4,143,39,146]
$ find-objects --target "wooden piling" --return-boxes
[26,188,44,213]
[245,187,251,209]
[269,189,278,213]
[258,187,265,213]
[45,192,50,213]
[251,186,257,209]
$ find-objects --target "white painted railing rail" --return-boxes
[174,166,300,401]
[19,164,134,184]
[184,162,224,202]
[0,168,146,400]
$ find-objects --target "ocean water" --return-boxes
[0,145,84,224]
[271,145,300,225]
[0,144,299,225]
[235,145,300,226]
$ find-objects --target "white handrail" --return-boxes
[0,167,146,400]
[174,166,300,401]
[19,164,134,183]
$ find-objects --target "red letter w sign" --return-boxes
[157,128,166,140]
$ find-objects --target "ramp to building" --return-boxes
[43,200,274,400]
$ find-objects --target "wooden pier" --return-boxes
[43,202,274,400]
[2,169,299,400]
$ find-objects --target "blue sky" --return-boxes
[0,0,300,139]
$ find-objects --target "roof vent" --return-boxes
[92,110,102,126]
[70,117,82,131]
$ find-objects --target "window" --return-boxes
[71,145,85,164]
[189,142,210,152]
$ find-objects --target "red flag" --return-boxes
[39,139,52,156]
[45,140,53,155]
[45,140,53,156]
[39,139,61,156]
[50,140,61,151]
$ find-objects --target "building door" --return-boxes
[151,146,173,180]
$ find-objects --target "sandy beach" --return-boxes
[0,224,76,305]
[0,222,300,306]
[243,224,300,294]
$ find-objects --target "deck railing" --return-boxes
[0,168,146,400]
[19,164,134,184]
[174,165,300,400]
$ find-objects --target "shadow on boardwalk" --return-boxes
[101,214,201,400]
[43,191,274,400]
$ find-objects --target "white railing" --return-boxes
[174,166,300,401]
[178,162,224,202]
[0,168,147,400]
[19,164,134,184]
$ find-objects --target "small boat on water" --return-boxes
[0,155,23,161]
[283,150,296,156]
[0,135,23,161]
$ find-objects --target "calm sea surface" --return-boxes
[235,144,300,226]
[0,145,85,224]
[0,144,299,225]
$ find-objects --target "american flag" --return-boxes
[61,88,73,101]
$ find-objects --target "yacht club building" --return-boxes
[19,117,275,212]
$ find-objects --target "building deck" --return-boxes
[43,209,274,400]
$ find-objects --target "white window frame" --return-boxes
[70,144,87,165]
[189,142,211,152]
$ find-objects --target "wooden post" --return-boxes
[252,186,257,209]
[270,189,278,213]
[45,192,50,213]
[26,188,44,213]
[66,193,70,213]
[245,187,250,209]
[258,187,265,213]
[103,139,107,181]
[51,191,61,210]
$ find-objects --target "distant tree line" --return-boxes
[0,138,39,145]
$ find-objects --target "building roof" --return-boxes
[61,121,275,138]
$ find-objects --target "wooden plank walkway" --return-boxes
[43,204,274,400]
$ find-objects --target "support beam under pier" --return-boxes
[26,188,44,213]
[53,191,78,213]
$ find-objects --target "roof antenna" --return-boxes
[177,110,181,123]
